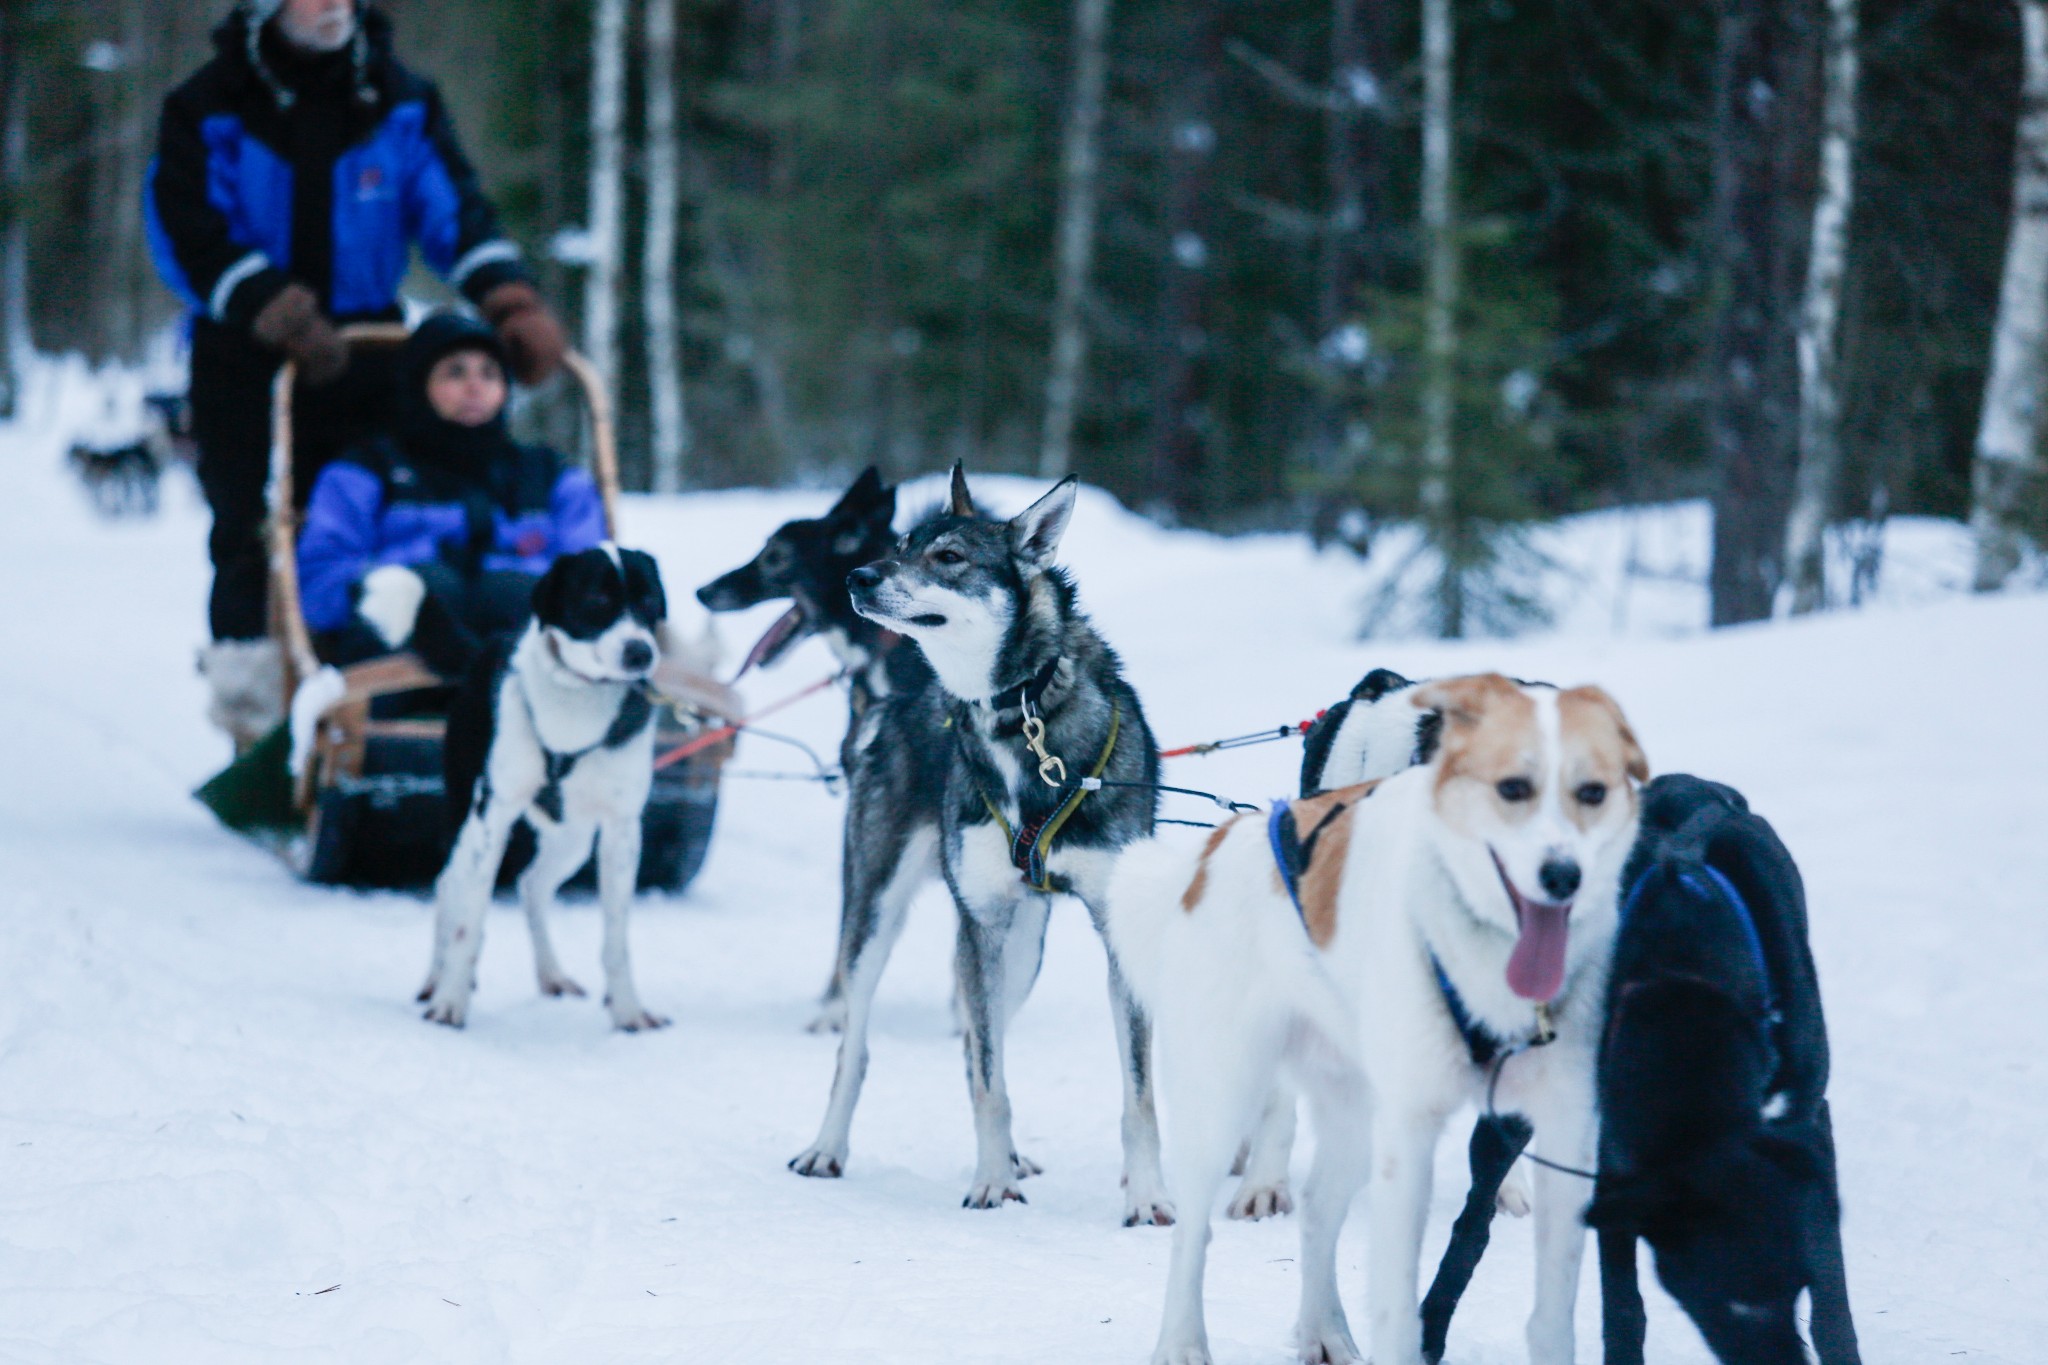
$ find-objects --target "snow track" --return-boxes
[0,430,2042,1361]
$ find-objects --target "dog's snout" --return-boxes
[1538,858,1581,903]
[847,565,883,594]
[621,639,654,672]
[694,583,718,607]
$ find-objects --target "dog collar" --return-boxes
[978,655,1067,735]
[968,701,1121,892]
[1267,798,1555,1069]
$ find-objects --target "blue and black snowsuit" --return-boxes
[298,314,605,674]
[148,5,532,641]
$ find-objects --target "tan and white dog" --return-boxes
[1107,673,1647,1365]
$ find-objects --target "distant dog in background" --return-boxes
[420,544,670,1032]
[1587,774,1860,1365]
[67,440,162,517]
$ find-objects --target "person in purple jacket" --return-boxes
[297,311,604,677]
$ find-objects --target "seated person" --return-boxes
[297,312,605,678]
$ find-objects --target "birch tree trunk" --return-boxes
[642,0,689,493]
[1418,0,1462,636]
[1784,0,1859,615]
[1038,0,1111,480]
[1971,0,2048,591]
[583,0,627,389]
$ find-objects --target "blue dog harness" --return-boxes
[1266,802,1780,1068]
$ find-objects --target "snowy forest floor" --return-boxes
[2,390,2045,1362]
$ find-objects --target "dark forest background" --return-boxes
[0,0,2038,628]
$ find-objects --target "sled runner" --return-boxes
[204,323,734,892]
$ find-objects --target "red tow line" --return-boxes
[652,670,845,772]
[1158,711,1325,759]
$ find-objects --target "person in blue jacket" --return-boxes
[298,313,604,678]
[148,0,568,744]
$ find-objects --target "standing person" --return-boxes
[146,0,569,750]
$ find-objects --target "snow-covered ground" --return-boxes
[2,396,2045,1363]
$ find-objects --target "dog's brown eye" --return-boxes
[932,547,964,566]
[1575,782,1607,807]
[1496,777,1534,803]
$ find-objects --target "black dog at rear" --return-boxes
[1585,773,1859,1364]
[1407,770,1860,1364]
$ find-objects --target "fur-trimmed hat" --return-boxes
[239,0,375,110]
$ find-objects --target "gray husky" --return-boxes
[790,466,1174,1223]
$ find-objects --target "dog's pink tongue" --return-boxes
[1506,901,1571,1002]
[736,606,804,679]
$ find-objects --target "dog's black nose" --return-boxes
[694,583,716,607]
[847,565,882,593]
[621,639,654,672]
[1538,858,1581,902]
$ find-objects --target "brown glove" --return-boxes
[250,283,350,387]
[480,281,568,384]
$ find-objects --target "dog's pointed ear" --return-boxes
[1353,667,1413,703]
[1010,476,1077,569]
[948,462,975,517]
[829,466,886,521]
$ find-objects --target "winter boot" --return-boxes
[197,637,286,754]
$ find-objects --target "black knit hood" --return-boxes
[390,313,517,502]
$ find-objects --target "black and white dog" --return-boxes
[790,466,1174,1223]
[419,544,671,1032]
[694,466,940,1031]
[1587,774,1860,1365]
[1298,666,1441,798]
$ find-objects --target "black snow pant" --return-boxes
[190,317,397,641]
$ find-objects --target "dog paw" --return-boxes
[789,1146,847,1179]
[1227,1180,1294,1221]
[1151,1341,1214,1365]
[1011,1152,1043,1179]
[421,995,468,1028]
[1496,1164,1533,1217]
[805,997,848,1034]
[1122,1192,1176,1228]
[611,1007,670,1032]
[415,976,437,1004]
[1295,1322,1364,1365]
[539,972,587,998]
[962,1177,1026,1209]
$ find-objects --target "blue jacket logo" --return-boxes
[354,165,393,203]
